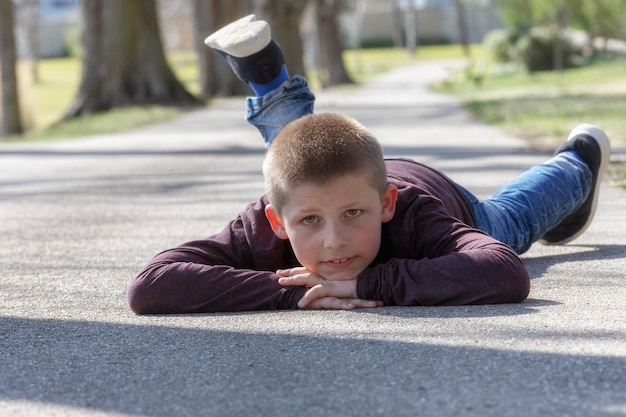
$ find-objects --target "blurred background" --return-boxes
[1,0,625,146]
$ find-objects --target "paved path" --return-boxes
[1,62,625,417]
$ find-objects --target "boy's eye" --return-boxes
[345,209,362,217]
[302,216,319,225]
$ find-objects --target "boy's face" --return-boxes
[265,173,397,282]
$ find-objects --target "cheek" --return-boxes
[357,222,382,254]
[286,229,317,262]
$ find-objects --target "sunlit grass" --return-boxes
[9,45,471,142]
[344,44,480,84]
[434,57,626,145]
[18,106,187,142]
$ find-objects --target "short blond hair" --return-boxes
[262,113,388,211]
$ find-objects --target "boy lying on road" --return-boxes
[128,15,611,314]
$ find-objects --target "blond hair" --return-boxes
[262,113,388,211]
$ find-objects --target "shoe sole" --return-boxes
[204,14,271,58]
[539,123,611,245]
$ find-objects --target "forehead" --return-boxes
[284,174,381,211]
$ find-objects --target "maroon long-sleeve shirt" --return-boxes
[128,159,530,314]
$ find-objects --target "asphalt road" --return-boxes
[1,61,625,417]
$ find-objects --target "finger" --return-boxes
[304,297,356,310]
[278,274,322,287]
[297,284,332,308]
[347,299,384,308]
[276,267,308,277]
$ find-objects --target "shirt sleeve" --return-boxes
[356,192,530,306]
[128,200,307,314]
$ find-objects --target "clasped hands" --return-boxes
[276,267,384,310]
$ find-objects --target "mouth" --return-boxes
[324,256,355,269]
[332,258,349,264]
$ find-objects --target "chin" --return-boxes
[321,268,364,282]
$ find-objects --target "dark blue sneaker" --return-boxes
[204,14,285,86]
[540,124,611,245]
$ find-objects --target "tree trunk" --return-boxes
[192,0,216,99]
[0,0,23,137]
[454,0,471,59]
[404,4,417,56]
[256,0,307,78]
[313,0,353,88]
[65,0,201,119]
[194,0,252,98]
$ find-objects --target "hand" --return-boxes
[277,267,383,310]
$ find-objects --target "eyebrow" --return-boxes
[292,199,368,215]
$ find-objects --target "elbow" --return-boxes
[127,276,151,314]
[127,267,165,315]
[510,268,530,303]
[502,260,530,303]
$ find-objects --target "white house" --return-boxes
[353,0,503,47]
[15,0,80,58]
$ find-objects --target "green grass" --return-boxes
[343,44,481,84]
[435,55,626,185]
[434,57,626,145]
[19,106,187,142]
[7,45,471,142]
[9,54,201,142]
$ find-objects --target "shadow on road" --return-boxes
[2,316,625,417]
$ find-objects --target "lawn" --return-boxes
[7,45,474,142]
[6,44,626,157]
[434,57,626,146]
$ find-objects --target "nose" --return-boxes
[323,222,348,249]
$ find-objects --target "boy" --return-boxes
[128,15,610,314]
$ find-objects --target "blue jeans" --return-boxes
[455,152,591,253]
[247,75,315,148]
[246,77,592,254]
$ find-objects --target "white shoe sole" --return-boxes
[539,123,611,245]
[204,14,271,58]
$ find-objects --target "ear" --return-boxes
[265,204,289,240]
[381,184,398,223]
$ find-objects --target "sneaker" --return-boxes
[539,123,611,245]
[204,14,285,86]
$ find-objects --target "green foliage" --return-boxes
[493,0,626,43]
[514,27,582,72]
[483,26,584,72]
[567,0,626,40]
[483,29,517,63]
[62,28,82,58]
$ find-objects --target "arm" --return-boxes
[128,199,307,314]
[357,194,530,306]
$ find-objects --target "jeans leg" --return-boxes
[458,151,592,254]
[246,75,315,147]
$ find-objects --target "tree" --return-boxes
[567,0,625,53]
[65,0,201,119]
[0,0,23,137]
[454,0,471,59]
[192,0,218,99]
[256,0,307,78]
[313,0,354,87]
[15,0,40,84]
[192,0,253,98]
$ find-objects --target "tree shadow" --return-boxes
[523,244,626,279]
[1,316,624,417]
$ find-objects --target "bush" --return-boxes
[483,27,584,72]
[63,28,82,58]
[483,29,517,63]
[514,27,582,72]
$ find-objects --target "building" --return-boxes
[353,0,503,47]
[15,0,80,59]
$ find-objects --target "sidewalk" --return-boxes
[0,61,625,417]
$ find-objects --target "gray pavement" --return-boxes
[1,61,625,417]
